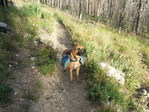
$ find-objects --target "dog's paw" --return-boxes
[63,69,66,72]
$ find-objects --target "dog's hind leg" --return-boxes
[69,68,73,82]
[76,67,80,81]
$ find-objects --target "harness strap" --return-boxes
[65,48,78,62]
[70,58,78,62]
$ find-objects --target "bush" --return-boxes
[85,60,127,111]
[24,92,39,101]
[0,84,12,103]
[35,45,56,75]
[20,4,41,17]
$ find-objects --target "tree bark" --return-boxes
[118,0,126,28]
[135,0,142,34]
[79,0,82,20]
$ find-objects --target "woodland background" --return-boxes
[1,0,149,35]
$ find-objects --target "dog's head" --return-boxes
[74,44,85,51]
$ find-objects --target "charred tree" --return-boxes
[118,0,126,29]
[135,0,142,34]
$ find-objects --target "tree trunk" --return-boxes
[108,0,113,19]
[86,0,89,14]
[79,0,82,20]
[2,0,6,7]
[118,0,126,28]
[135,0,142,34]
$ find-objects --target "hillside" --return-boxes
[0,0,149,112]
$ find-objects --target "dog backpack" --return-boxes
[61,55,70,68]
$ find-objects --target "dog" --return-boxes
[62,44,85,82]
[62,44,84,61]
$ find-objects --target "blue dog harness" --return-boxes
[61,55,86,68]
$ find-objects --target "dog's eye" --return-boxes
[77,48,81,50]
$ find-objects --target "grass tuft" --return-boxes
[35,45,56,75]
[24,92,39,101]
[15,104,29,112]
[0,84,12,103]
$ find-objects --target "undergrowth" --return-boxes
[35,44,56,75]
[53,10,149,111]
[0,2,55,105]
[15,104,30,112]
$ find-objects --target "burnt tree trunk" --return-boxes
[79,0,82,20]
[118,0,126,29]
[135,0,142,34]
[0,0,8,7]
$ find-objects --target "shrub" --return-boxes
[24,92,39,101]
[0,84,12,103]
[20,4,41,17]
[85,60,127,111]
[35,45,56,75]
[15,104,29,112]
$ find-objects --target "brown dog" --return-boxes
[62,44,84,61]
[68,55,81,81]
[62,44,85,82]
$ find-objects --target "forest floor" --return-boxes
[0,20,97,112]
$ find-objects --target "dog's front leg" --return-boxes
[69,68,73,82]
[76,66,80,81]
[70,52,76,61]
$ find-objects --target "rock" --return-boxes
[91,108,97,112]
[16,54,19,57]
[99,62,125,85]
[14,92,18,95]
[30,57,35,61]
[0,22,7,28]
[0,22,9,33]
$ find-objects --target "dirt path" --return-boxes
[29,21,97,112]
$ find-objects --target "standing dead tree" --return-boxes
[0,0,8,7]
[35,0,149,34]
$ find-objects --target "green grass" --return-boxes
[7,3,56,76]
[33,80,42,91]
[0,1,55,104]
[98,103,120,112]
[85,60,128,111]
[23,80,42,101]
[15,104,29,112]
[24,92,39,101]
[0,84,12,103]
[0,7,14,103]
[52,10,149,111]
[35,45,56,75]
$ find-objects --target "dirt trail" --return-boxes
[29,21,97,112]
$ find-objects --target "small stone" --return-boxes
[16,54,19,57]
[20,98,24,101]
[9,64,12,67]
[31,66,36,69]
[15,62,18,65]
[91,108,97,112]
[14,92,18,95]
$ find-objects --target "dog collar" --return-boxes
[70,59,78,62]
